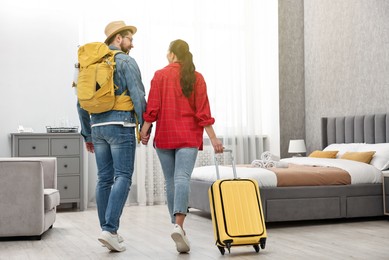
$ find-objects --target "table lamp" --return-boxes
[288,139,306,157]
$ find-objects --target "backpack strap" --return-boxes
[111,50,141,143]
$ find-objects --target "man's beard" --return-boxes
[120,43,130,54]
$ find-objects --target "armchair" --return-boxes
[0,157,60,239]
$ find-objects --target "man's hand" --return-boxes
[85,142,94,153]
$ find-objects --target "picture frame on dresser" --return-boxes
[11,133,85,211]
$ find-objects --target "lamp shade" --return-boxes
[288,139,306,153]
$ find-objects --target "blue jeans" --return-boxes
[92,125,136,233]
[156,148,198,224]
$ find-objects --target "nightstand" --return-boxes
[383,172,389,215]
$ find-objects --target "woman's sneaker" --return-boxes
[171,224,190,253]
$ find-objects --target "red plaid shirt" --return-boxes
[143,63,215,149]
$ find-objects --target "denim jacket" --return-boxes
[77,45,146,142]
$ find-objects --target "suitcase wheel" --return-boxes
[218,246,225,255]
[260,238,267,249]
[254,245,260,253]
[224,240,232,254]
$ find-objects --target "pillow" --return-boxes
[323,143,365,158]
[340,151,376,164]
[357,143,389,170]
[323,143,389,170]
[309,150,338,158]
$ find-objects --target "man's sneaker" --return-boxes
[101,234,124,247]
[171,224,190,253]
[98,231,126,252]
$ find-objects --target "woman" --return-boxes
[140,39,223,253]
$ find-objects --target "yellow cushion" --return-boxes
[308,150,338,158]
[340,151,376,164]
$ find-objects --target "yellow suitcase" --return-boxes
[208,149,267,255]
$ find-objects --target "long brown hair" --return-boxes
[169,39,196,97]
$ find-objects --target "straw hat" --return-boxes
[104,21,137,44]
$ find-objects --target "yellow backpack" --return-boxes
[76,42,134,114]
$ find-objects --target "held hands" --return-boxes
[140,123,152,145]
[140,132,151,145]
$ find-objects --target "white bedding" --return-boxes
[191,165,277,187]
[191,157,383,187]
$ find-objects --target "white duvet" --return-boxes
[191,157,383,187]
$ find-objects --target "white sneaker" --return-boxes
[101,234,124,247]
[98,231,126,252]
[171,224,190,253]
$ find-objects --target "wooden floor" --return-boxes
[1,205,389,259]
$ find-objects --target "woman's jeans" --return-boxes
[92,125,136,233]
[156,148,198,224]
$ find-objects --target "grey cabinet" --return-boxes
[11,133,84,210]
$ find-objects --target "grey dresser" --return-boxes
[11,133,84,210]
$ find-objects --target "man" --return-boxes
[77,21,146,252]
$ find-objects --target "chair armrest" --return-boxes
[0,161,45,236]
[3,157,58,189]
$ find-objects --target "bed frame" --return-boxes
[189,113,388,222]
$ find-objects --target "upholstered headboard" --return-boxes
[321,113,389,149]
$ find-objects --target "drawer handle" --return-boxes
[32,146,36,150]
[64,164,68,168]
[64,145,68,149]
[64,186,68,190]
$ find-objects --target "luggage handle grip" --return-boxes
[214,149,237,180]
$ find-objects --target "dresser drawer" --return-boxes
[18,139,49,156]
[51,138,80,156]
[57,157,80,175]
[58,176,80,199]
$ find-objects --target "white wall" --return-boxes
[0,1,79,156]
[304,0,389,152]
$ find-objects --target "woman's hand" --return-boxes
[210,137,224,154]
[204,125,223,153]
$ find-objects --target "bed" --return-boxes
[188,113,389,222]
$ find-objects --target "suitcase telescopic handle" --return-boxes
[214,149,237,180]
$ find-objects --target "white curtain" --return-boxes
[125,1,279,205]
[79,0,280,206]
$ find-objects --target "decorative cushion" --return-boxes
[309,150,338,158]
[340,151,376,164]
[323,143,365,158]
